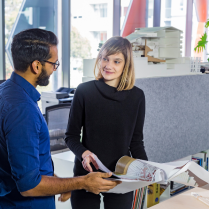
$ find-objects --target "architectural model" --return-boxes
[82,26,201,82]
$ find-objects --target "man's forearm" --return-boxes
[21,172,120,197]
[21,175,85,197]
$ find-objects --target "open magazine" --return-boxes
[93,154,209,194]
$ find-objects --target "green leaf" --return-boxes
[194,32,208,53]
[208,58,209,62]
[205,19,209,28]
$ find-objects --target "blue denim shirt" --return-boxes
[0,72,55,209]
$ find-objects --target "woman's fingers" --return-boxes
[86,163,93,172]
[82,158,93,172]
[83,163,91,172]
[84,164,92,172]
[89,154,99,169]
[82,153,99,172]
[90,155,99,170]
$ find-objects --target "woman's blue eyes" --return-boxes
[102,58,120,64]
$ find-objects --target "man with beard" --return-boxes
[0,29,120,209]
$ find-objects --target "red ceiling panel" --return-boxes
[121,0,147,37]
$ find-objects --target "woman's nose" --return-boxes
[105,61,113,70]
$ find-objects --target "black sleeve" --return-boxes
[65,84,87,162]
[130,90,148,160]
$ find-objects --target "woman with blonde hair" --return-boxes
[65,36,148,209]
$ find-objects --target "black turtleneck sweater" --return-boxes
[65,79,148,176]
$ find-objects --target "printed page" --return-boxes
[169,161,209,188]
[94,154,164,181]
[139,159,189,179]
[94,154,209,194]
[94,155,166,193]
[120,159,165,182]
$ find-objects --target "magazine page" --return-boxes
[94,155,163,181]
[169,161,209,188]
[139,159,189,180]
[94,154,188,181]
[93,155,209,194]
[93,154,112,173]
[93,155,172,193]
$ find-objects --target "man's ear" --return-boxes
[31,60,42,75]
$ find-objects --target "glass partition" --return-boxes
[120,0,131,30]
[191,2,206,61]
[5,0,22,79]
[147,0,154,27]
[5,0,58,93]
[70,0,113,88]
[161,0,187,56]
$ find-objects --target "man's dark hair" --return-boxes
[11,28,58,72]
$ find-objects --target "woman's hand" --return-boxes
[82,150,99,172]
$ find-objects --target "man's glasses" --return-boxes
[42,60,60,70]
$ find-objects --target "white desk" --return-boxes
[151,187,209,209]
[52,150,105,209]
[52,151,209,209]
[52,150,75,209]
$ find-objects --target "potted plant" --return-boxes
[194,19,209,61]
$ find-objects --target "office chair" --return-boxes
[45,104,71,152]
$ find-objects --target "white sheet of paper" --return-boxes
[169,161,209,187]
[94,155,112,173]
[105,179,152,194]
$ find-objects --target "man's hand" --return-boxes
[83,172,121,194]
[58,191,71,202]
[82,151,99,172]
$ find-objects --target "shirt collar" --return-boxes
[10,72,41,102]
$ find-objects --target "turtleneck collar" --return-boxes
[94,79,131,102]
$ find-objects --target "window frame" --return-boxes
[0,0,5,80]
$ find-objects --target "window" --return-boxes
[5,0,22,80]
[120,0,153,33]
[165,0,171,19]
[164,20,171,26]
[5,0,59,111]
[91,4,108,18]
[100,32,107,43]
[120,0,131,30]
[161,0,187,56]
[70,0,113,88]
[147,0,154,27]
[91,31,107,44]
[5,0,59,94]
[191,2,204,61]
